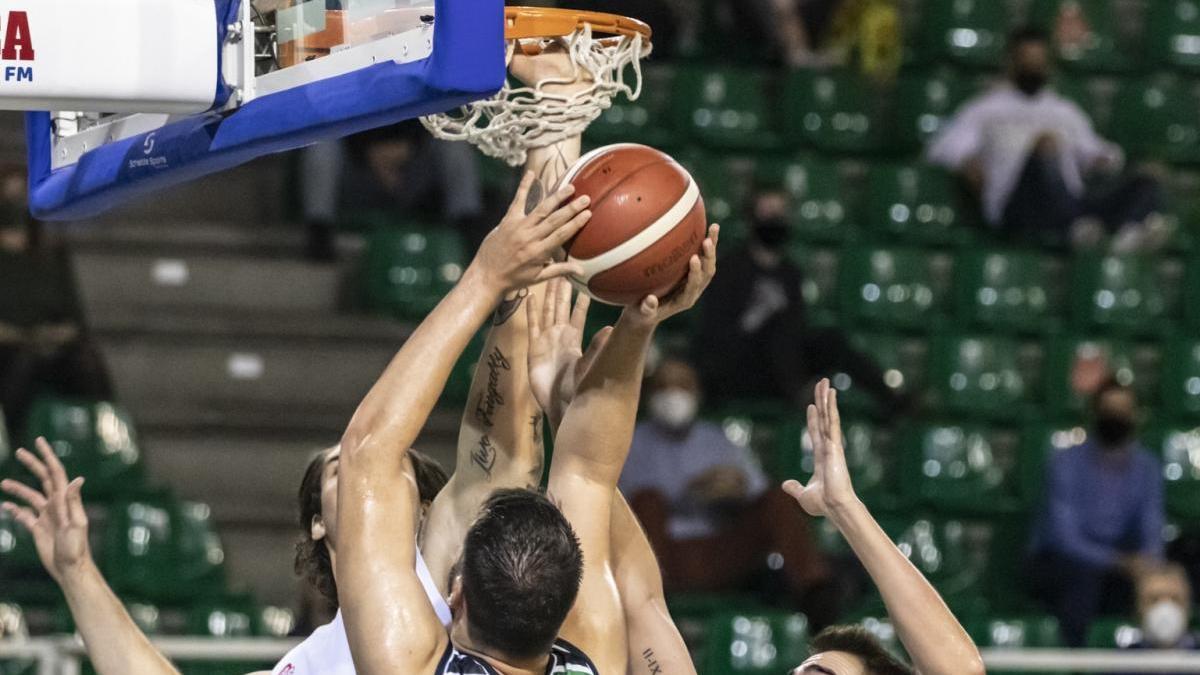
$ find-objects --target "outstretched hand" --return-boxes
[625,225,719,327]
[1,438,92,584]
[527,277,613,427]
[473,171,592,294]
[782,379,859,520]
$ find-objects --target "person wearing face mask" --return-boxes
[1116,563,1199,669]
[618,357,840,628]
[1027,378,1166,648]
[927,26,1165,252]
[694,187,908,415]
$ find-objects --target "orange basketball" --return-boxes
[560,144,707,306]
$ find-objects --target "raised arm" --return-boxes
[784,380,985,675]
[1,439,181,675]
[546,228,718,672]
[420,110,586,595]
[337,176,592,675]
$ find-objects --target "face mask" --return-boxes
[1143,600,1187,647]
[649,389,698,431]
[752,217,791,250]
[1014,71,1048,97]
[1094,413,1135,448]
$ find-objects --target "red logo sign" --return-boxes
[1,12,34,60]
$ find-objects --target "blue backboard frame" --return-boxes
[26,0,505,221]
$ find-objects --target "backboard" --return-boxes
[16,0,505,220]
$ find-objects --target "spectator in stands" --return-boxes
[0,166,111,437]
[1028,378,1166,647]
[298,120,486,261]
[927,27,1165,252]
[619,357,839,628]
[1123,564,1199,660]
[695,186,908,414]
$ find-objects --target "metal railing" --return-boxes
[5,639,1200,673]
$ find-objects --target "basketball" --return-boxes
[559,144,707,306]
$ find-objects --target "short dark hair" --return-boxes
[809,625,914,675]
[1090,376,1136,411]
[1007,25,1050,53]
[293,446,449,605]
[461,488,583,659]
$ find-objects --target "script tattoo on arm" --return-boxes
[492,288,529,326]
[470,347,511,478]
[642,648,663,675]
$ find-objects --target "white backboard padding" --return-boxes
[0,0,217,113]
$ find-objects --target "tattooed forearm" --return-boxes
[493,288,528,326]
[472,434,497,477]
[474,347,511,428]
[642,648,663,675]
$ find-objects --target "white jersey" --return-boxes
[271,549,452,675]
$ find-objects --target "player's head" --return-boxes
[1006,26,1052,96]
[792,626,914,675]
[1136,563,1192,647]
[295,444,449,603]
[1090,377,1139,449]
[449,488,583,660]
[646,357,702,432]
[745,186,791,252]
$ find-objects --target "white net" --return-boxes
[421,24,649,166]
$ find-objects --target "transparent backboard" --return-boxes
[26,0,505,220]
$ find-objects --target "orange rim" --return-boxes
[506,6,653,49]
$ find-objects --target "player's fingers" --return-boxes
[816,379,830,439]
[579,325,612,374]
[542,278,557,328]
[530,183,579,223]
[1,502,38,532]
[554,274,571,326]
[806,403,823,458]
[540,208,592,252]
[66,478,87,528]
[35,438,68,495]
[829,388,844,449]
[701,232,718,278]
[508,171,537,217]
[569,292,591,333]
[13,448,51,493]
[526,288,544,336]
[639,295,660,317]
[0,479,47,512]
[781,479,806,502]
[534,262,585,284]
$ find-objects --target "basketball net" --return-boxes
[421,24,649,166]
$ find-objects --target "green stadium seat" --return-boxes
[1146,0,1200,72]
[866,163,969,245]
[906,423,1028,514]
[894,70,975,151]
[1161,170,1200,253]
[706,401,791,471]
[101,499,179,603]
[680,153,758,241]
[672,66,780,150]
[929,335,1041,420]
[0,407,8,464]
[1113,77,1200,163]
[256,605,297,638]
[774,417,899,507]
[1086,618,1143,648]
[920,0,1010,68]
[881,516,994,601]
[701,612,809,674]
[788,246,841,325]
[1150,424,1200,519]
[186,596,255,637]
[1162,338,1200,420]
[1044,337,1164,416]
[840,332,930,414]
[363,226,467,320]
[758,158,858,244]
[587,64,677,147]
[21,398,144,500]
[784,70,890,154]
[956,249,1065,332]
[968,612,1062,675]
[1030,0,1142,73]
[1070,254,1182,335]
[840,247,953,329]
[174,501,227,598]
[1055,76,1123,138]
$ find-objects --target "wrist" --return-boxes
[58,556,99,589]
[827,495,868,530]
[462,261,507,299]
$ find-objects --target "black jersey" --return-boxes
[435,639,599,675]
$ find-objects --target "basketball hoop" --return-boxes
[421,6,653,166]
